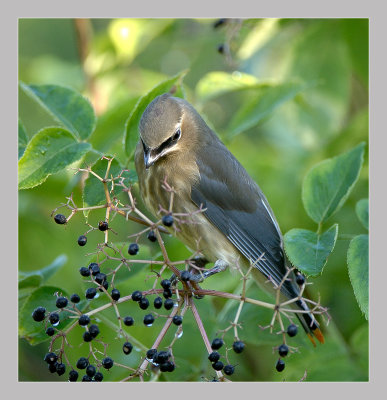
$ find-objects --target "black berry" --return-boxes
[44,352,58,365]
[164,299,174,310]
[154,297,163,309]
[99,279,109,292]
[56,363,66,376]
[147,230,157,242]
[89,263,100,276]
[102,357,114,369]
[48,363,57,373]
[89,324,100,338]
[296,273,305,285]
[276,359,285,372]
[80,266,90,277]
[111,288,120,301]
[146,349,157,360]
[162,214,174,227]
[85,287,97,299]
[76,357,89,369]
[79,314,90,326]
[32,306,46,322]
[160,279,171,289]
[160,361,175,372]
[83,331,93,342]
[98,221,108,231]
[154,351,169,364]
[131,290,143,302]
[208,352,220,363]
[213,18,227,28]
[70,293,80,303]
[139,297,149,310]
[172,315,183,326]
[123,342,133,355]
[54,214,67,224]
[46,327,55,336]
[56,296,68,309]
[287,324,298,337]
[94,372,103,381]
[49,312,60,325]
[180,270,191,282]
[86,364,96,377]
[278,344,289,357]
[211,338,224,350]
[68,370,79,382]
[82,375,92,381]
[232,340,245,354]
[123,316,134,326]
[95,272,107,284]
[212,361,224,371]
[78,235,87,246]
[128,243,139,255]
[163,288,172,299]
[218,44,224,54]
[144,314,155,325]
[223,364,235,376]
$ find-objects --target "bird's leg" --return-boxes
[168,256,209,285]
[189,259,228,283]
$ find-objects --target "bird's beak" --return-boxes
[144,148,158,169]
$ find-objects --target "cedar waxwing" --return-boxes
[134,93,324,345]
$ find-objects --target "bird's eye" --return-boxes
[172,128,181,141]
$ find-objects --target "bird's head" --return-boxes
[139,93,203,169]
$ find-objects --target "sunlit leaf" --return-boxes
[20,83,96,140]
[195,71,259,103]
[227,80,309,138]
[356,198,369,230]
[302,143,365,224]
[18,127,92,189]
[347,234,369,319]
[284,224,338,276]
[18,119,29,159]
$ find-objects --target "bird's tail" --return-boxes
[294,298,324,346]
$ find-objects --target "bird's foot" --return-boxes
[189,259,228,283]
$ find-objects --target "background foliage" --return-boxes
[18,18,368,381]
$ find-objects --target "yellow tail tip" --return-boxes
[312,327,325,344]
[307,333,316,347]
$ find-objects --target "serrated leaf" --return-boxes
[124,70,188,160]
[18,127,92,189]
[83,158,138,216]
[18,119,29,159]
[347,234,369,319]
[284,224,338,276]
[227,80,309,138]
[356,198,369,230]
[302,143,366,224]
[19,286,70,345]
[20,83,96,140]
[195,71,259,103]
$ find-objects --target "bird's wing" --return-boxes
[191,140,298,299]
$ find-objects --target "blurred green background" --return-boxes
[18,18,368,381]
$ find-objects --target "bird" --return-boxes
[134,93,324,345]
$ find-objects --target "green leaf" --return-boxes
[195,71,259,103]
[83,158,138,217]
[347,234,369,319]
[19,286,70,345]
[302,143,365,224]
[356,198,369,230]
[19,255,67,289]
[284,224,338,276]
[18,119,29,159]
[124,70,188,160]
[20,83,96,140]
[18,127,92,189]
[227,80,309,138]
